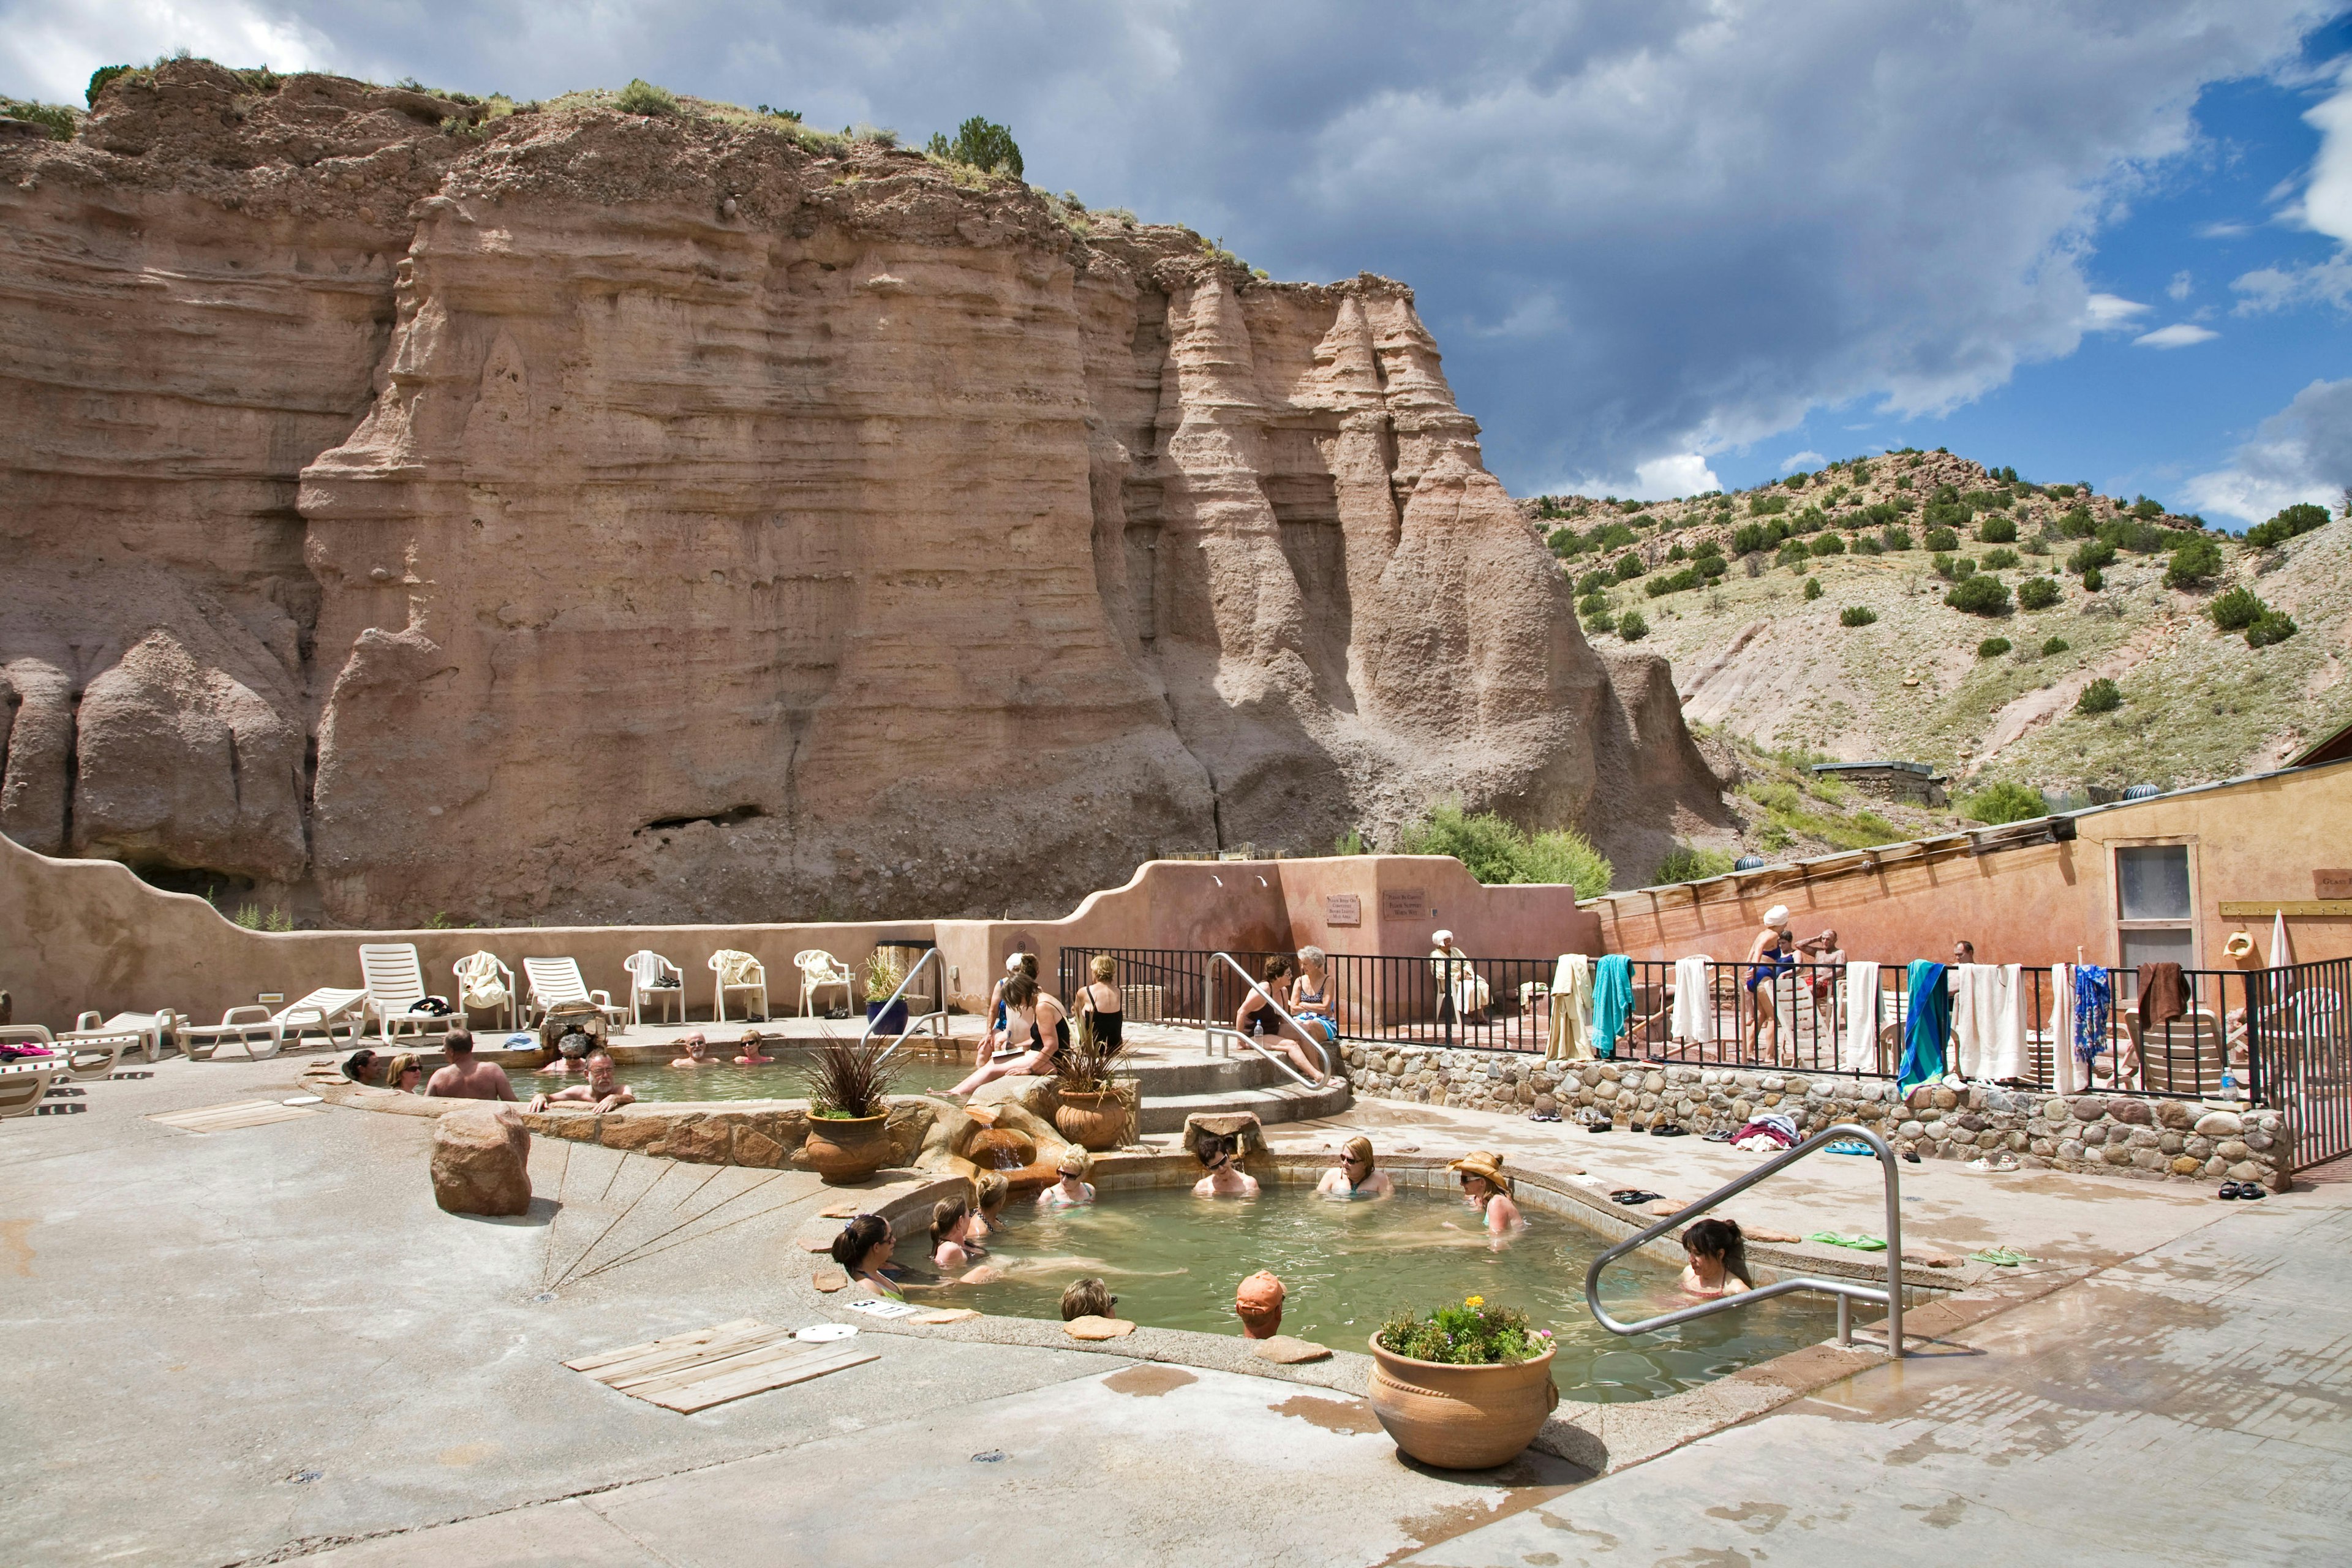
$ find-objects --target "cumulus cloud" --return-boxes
[1635,453,1722,499]
[2181,376,2352,524]
[2234,59,2352,312]
[0,1,2327,491]
[2134,323,2220,347]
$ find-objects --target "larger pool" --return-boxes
[918,1183,1845,1403]
[571,1054,970,1102]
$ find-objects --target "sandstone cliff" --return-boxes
[0,62,1721,925]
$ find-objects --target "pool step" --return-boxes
[1136,1077,1351,1134]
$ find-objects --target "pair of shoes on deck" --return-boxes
[2218,1182,2267,1200]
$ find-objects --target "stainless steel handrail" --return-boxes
[1208,952,1334,1079]
[1201,1024,1316,1089]
[1582,1121,1905,1356]
[867,949,949,1063]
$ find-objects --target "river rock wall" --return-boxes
[0,61,1721,926]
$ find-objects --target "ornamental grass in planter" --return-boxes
[797,1040,899,1184]
[1052,1009,1130,1150]
[1368,1297,1558,1469]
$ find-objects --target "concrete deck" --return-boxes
[3,1049,2343,1566]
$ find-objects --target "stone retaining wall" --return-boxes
[1338,1046,2291,1191]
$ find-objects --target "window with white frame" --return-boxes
[2116,843,2195,971]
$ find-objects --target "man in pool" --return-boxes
[1192,1131,1259,1197]
[1449,1150,1524,1235]
[423,1030,516,1101]
[528,1050,636,1115]
[1235,1270,1285,1339]
[668,1032,720,1069]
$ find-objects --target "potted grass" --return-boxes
[862,950,908,1036]
[1368,1296,1558,1469]
[797,1039,899,1184]
[1052,1008,1130,1150]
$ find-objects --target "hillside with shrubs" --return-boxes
[1521,450,2350,875]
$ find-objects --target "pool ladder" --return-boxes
[1198,951,1334,1087]
[867,949,954,1065]
[1583,1122,1907,1357]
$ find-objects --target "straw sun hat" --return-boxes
[1447,1150,1511,1192]
[2223,930,2257,959]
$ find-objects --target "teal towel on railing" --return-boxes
[1591,955,1632,1059]
[1898,960,1950,1090]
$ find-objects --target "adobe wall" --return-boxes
[1586,760,2352,968]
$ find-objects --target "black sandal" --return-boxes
[2239,1183,2265,1200]
[2218,1183,2242,1200]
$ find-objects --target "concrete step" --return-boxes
[1137,1077,1352,1134]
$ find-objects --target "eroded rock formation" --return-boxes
[0,62,1721,925]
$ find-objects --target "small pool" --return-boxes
[919,1185,1845,1403]
[581,1054,969,1102]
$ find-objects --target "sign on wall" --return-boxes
[1325,894,1361,927]
[1380,887,1428,922]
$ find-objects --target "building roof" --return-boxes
[2293,717,2352,769]
[1809,760,1941,778]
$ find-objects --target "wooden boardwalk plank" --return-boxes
[652,1348,878,1413]
[148,1101,320,1133]
[564,1319,876,1413]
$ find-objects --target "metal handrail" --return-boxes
[866,949,948,1063]
[1202,1025,1316,1090]
[1208,952,1334,1079]
[1583,1121,1906,1356]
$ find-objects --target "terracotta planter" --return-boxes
[801,1113,891,1185]
[1366,1339,1558,1469]
[1054,1090,1129,1152]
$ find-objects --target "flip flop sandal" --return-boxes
[2218,1183,2242,1200]
[1804,1231,1889,1251]
[1650,1124,1689,1137]
[1824,1140,1874,1156]
[2238,1184,2266,1200]
[1967,1248,2038,1266]
[1610,1189,1666,1205]
[1703,1130,1735,1143]
[1902,1149,1921,1164]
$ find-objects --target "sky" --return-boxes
[6,2,2351,526]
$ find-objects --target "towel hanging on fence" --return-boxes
[2051,964,2081,1095]
[1952,963,2027,1083]
[1898,961,1950,1090]
[2138,962,2185,1031]
[1547,955,1593,1061]
[1671,955,1713,1043]
[2073,964,2113,1068]
[1591,955,1632,1060]
[1840,960,1882,1072]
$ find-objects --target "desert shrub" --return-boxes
[614,78,680,116]
[2246,611,2299,648]
[1924,526,1959,552]
[1655,842,1737,883]
[2132,496,2163,519]
[1983,547,2021,571]
[1880,526,1913,551]
[1803,578,1823,601]
[1665,541,1687,562]
[2076,678,2122,715]
[1396,805,1612,895]
[1749,495,1789,516]
[1576,590,1609,618]
[1617,609,1649,641]
[1933,553,1973,580]
[2208,586,2265,631]
[2050,483,2076,498]
[87,64,133,105]
[1963,780,2046,824]
[2041,636,2070,655]
[1613,552,1645,581]
[2082,566,2105,591]
[1575,569,1612,596]
[2016,576,2061,611]
[1692,538,1724,561]
[1644,567,1703,597]
[1785,472,1809,489]
[1790,505,1828,534]
[2244,502,2330,548]
[1,97,77,139]
[1839,605,1877,627]
[2054,508,2092,538]
[1731,522,1766,554]
[2068,538,2116,574]
[1699,554,1728,579]
[1547,527,1576,557]
[1582,607,1615,634]
[1977,636,2011,658]
[1945,575,2011,616]
[925,116,1023,176]
[1809,532,1845,556]
[2098,518,2168,554]
[1978,515,2018,544]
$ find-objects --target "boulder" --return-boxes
[430,1105,532,1216]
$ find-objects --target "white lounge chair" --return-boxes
[523,957,627,1031]
[710,950,769,1024]
[625,951,684,1026]
[44,1031,143,1081]
[182,988,368,1060]
[360,944,452,1042]
[452,952,518,1031]
[796,949,853,1017]
[66,1010,181,1065]
[0,1060,63,1119]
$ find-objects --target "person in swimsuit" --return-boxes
[830,1213,903,1300]
[949,973,1067,1097]
[1061,1277,1116,1321]
[1075,954,1124,1054]
[930,1194,1000,1281]
[1744,904,1795,1065]
[732,1028,774,1066]
[1316,1134,1393,1199]
[1191,1131,1259,1197]
[1449,1150,1524,1237]
[1678,1217,1754,1298]
[979,952,1031,1063]
[1233,956,1330,1085]
[1038,1148,1095,1207]
[968,1170,1010,1243]
[669,1032,721,1069]
[1289,946,1342,1080]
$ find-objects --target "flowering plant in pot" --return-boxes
[1367,1297,1557,1469]
[1052,1010,1129,1150]
[797,1041,899,1184]
[862,951,908,1034]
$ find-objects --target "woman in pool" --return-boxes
[830,1213,903,1300]
[1315,1135,1393,1200]
[1679,1217,1754,1298]
[732,1028,773,1066]
[1074,954,1123,1054]
[669,1032,720,1069]
[382,1053,424,1095]
[1233,956,1331,1085]
[1449,1150,1524,1236]
[1039,1148,1095,1207]
[931,1195,1000,1281]
[968,1171,1010,1243]
[1192,1131,1259,1197]
[949,973,1067,1097]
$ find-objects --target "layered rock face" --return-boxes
[0,62,1719,925]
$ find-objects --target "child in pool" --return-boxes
[1039,1148,1095,1207]
[1679,1217,1753,1298]
[968,1171,1010,1245]
[1192,1132,1259,1197]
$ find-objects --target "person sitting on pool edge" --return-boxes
[1449,1150,1523,1235]
[831,1213,903,1300]
[1678,1217,1753,1298]
[948,972,1068,1098]
[1061,1276,1115,1321]
[732,1028,772,1066]
[1234,956,1332,1086]
[1039,1148,1095,1207]
[1192,1131,1259,1197]
[1316,1135,1393,1200]
[669,1032,720,1069]
[529,1050,636,1114]
[1235,1270,1285,1340]
[968,1171,1010,1243]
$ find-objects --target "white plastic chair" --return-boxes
[523,957,626,1030]
[67,1009,180,1065]
[796,949,853,1017]
[0,1060,62,1118]
[359,944,449,1042]
[625,951,684,1025]
[451,952,518,1031]
[710,950,769,1023]
[181,988,366,1060]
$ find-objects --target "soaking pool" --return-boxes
[590,1054,969,1102]
[918,1184,1845,1403]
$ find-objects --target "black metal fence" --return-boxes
[2248,958,2352,1169]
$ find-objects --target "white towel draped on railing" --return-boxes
[1671,955,1712,1043]
[1840,959,1882,1071]
[1953,962,2027,1082]
[2051,963,2084,1094]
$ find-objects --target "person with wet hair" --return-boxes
[529,1050,635,1114]
[341,1048,380,1085]
[932,1194,981,1271]
[830,1213,902,1300]
[1448,1150,1523,1235]
[1061,1276,1115,1321]
[1192,1131,1259,1197]
[1316,1135,1392,1199]
[968,1170,1011,1243]
[1679,1217,1753,1297]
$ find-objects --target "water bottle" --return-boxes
[2220,1069,2239,1101]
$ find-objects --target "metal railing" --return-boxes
[1202,1025,1317,1089]
[2248,957,2352,1169]
[1584,1121,1905,1355]
[868,949,952,1065]
[1207,951,1332,1079]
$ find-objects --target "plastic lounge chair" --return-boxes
[795,949,853,1018]
[711,950,769,1023]
[0,1061,62,1118]
[2136,1009,2226,1096]
[44,1031,142,1081]
[523,957,627,1031]
[182,988,367,1061]
[453,952,518,1031]
[625,951,684,1026]
[360,944,451,1043]
[66,1010,180,1065]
